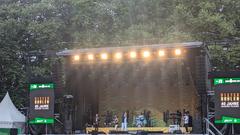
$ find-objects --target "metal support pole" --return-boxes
[200,94,204,133]
[231,124,234,135]
[205,118,223,135]
[46,124,47,134]
[26,54,31,135]
[206,95,209,135]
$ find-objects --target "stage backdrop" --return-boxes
[65,59,199,128]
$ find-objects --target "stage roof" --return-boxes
[57,42,203,56]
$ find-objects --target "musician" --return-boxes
[176,110,182,125]
[113,115,119,130]
[145,111,151,127]
[136,112,145,127]
[94,113,100,131]
[183,112,189,133]
[121,112,128,131]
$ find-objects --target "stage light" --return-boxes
[175,49,182,56]
[100,53,108,60]
[129,51,137,59]
[142,50,151,58]
[158,50,165,57]
[73,55,80,61]
[87,54,94,60]
[114,52,123,59]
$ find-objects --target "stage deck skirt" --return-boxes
[86,127,192,134]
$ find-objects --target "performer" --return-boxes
[113,115,119,130]
[176,110,182,125]
[136,112,145,127]
[121,112,128,131]
[94,113,100,132]
[183,112,189,133]
[145,111,151,127]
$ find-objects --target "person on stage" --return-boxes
[183,112,189,133]
[121,111,128,131]
[113,114,119,130]
[176,110,182,125]
[94,113,100,132]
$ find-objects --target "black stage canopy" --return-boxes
[56,42,210,133]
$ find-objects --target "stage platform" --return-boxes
[86,127,192,134]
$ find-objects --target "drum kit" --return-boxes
[135,114,146,127]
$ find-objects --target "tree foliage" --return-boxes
[0,0,239,106]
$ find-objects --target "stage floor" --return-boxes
[86,127,192,134]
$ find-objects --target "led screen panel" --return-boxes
[214,84,240,124]
[214,78,240,85]
[29,83,54,124]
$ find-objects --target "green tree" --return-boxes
[172,0,240,70]
[0,0,239,106]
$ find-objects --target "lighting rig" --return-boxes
[71,48,184,63]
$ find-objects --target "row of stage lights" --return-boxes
[72,49,183,62]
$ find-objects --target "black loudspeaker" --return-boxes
[109,130,129,134]
[147,131,164,135]
[136,130,164,135]
[90,131,106,135]
[148,131,164,133]
[52,60,64,97]
[195,55,208,133]
[136,130,148,135]
[173,130,182,134]
[195,55,207,94]
[192,119,203,133]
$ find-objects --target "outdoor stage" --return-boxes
[86,127,192,134]
[56,42,209,133]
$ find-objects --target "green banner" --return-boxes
[29,117,54,124]
[0,128,10,135]
[215,116,240,124]
[29,83,54,91]
[214,78,240,85]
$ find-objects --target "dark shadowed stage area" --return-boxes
[57,42,209,131]
[69,60,198,126]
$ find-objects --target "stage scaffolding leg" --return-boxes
[206,95,209,135]
[231,124,234,135]
[45,124,47,134]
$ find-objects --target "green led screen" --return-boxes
[214,78,240,85]
[29,83,55,124]
[30,83,54,91]
[214,81,240,124]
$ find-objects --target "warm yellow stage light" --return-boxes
[114,52,123,59]
[101,53,108,60]
[158,50,165,57]
[129,51,137,59]
[73,55,80,61]
[175,49,182,56]
[87,54,94,60]
[142,51,151,58]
